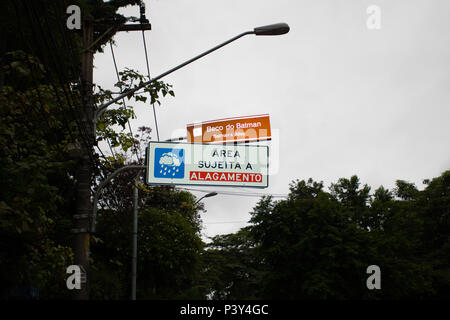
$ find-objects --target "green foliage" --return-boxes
[415,171,450,298]
[330,175,371,208]
[202,171,450,300]
[0,51,75,298]
[200,228,265,300]
[0,0,182,300]
[95,68,174,158]
[136,206,203,299]
[90,187,203,300]
[251,186,372,299]
[394,180,419,200]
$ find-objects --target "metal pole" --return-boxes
[194,195,206,206]
[94,21,290,120]
[88,164,144,299]
[94,31,255,119]
[91,165,145,233]
[131,180,138,300]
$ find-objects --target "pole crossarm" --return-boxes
[91,165,145,233]
[93,30,255,121]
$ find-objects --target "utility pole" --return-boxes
[73,4,151,300]
[72,14,94,300]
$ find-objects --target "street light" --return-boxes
[254,23,290,36]
[194,192,218,205]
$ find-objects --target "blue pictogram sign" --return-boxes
[154,148,185,179]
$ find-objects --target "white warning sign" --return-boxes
[146,142,269,188]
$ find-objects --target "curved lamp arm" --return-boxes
[91,165,145,233]
[194,192,218,205]
[94,23,290,121]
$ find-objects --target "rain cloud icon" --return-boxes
[154,148,185,179]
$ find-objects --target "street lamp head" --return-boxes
[253,23,290,36]
[205,192,218,198]
[194,191,218,205]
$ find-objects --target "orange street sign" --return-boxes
[187,114,271,144]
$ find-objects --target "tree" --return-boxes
[249,179,373,299]
[415,171,450,298]
[200,228,264,300]
[0,0,177,299]
[89,125,204,300]
[0,51,75,299]
[394,180,419,201]
[205,172,449,300]
[90,184,204,300]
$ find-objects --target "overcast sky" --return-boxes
[94,0,450,240]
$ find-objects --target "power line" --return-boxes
[32,1,114,194]
[109,41,141,162]
[21,1,94,160]
[176,187,288,198]
[141,24,160,141]
[17,0,103,186]
[105,137,116,158]
[203,220,249,225]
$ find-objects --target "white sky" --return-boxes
[94,0,450,241]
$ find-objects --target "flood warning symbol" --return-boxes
[154,148,185,179]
